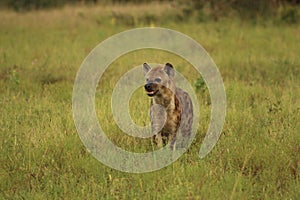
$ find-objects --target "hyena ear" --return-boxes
[143,63,151,76]
[164,63,175,78]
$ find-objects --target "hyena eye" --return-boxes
[155,78,161,82]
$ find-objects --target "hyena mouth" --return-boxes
[146,90,158,97]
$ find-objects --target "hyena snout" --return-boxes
[144,83,159,96]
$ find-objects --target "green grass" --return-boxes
[0,3,300,199]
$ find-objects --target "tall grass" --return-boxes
[0,3,299,199]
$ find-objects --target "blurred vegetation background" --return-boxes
[1,0,299,199]
[0,0,299,24]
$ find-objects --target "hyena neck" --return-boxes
[152,89,180,112]
[153,95,173,109]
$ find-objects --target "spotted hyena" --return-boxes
[143,63,193,149]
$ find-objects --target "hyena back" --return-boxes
[143,63,193,149]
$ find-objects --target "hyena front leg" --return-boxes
[153,131,169,148]
[153,133,163,148]
[150,104,166,148]
[169,132,177,150]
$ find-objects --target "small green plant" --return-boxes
[194,76,206,93]
[9,65,20,85]
[281,6,299,24]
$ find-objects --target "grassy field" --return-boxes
[1,3,300,199]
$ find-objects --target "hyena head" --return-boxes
[142,63,176,98]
